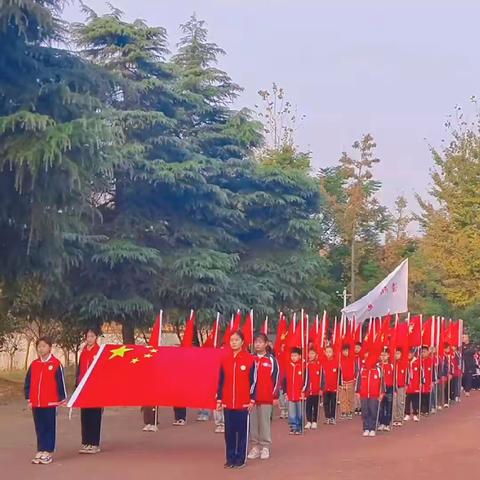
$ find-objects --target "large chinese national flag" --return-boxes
[68,345,224,409]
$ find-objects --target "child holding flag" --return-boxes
[320,345,339,425]
[393,348,408,426]
[305,347,321,429]
[378,349,394,431]
[405,348,421,422]
[339,344,357,420]
[77,328,103,453]
[284,347,308,434]
[357,355,384,437]
[248,333,279,460]
[25,337,67,465]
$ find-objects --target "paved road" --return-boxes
[1,393,480,480]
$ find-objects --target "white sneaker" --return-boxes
[142,424,151,432]
[413,415,420,422]
[384,425,391,432]
[248,447,260,459]
[363,430,370,437]
[403,415,410,421]
[378,424,385,431]
[369,430,376,437]
[149,425,158,432]
[260,448,270,460]
[305,422,312,429]
[311,422,318,429]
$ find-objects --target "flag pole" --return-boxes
[213,312,220,348]
[418,314,423,421]
[154,309,163,428]
[300,308,305,435]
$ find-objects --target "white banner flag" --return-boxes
[342,259,408,324]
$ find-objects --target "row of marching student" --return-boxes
[23,325,479,468]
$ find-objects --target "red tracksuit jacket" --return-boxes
[320,356,339,393]
[406,357,421,394]
[217,350,256,410]
[284,360,308,401]
[381,363,394,388]
[395,360,409,388]
[307,359,321,396]
[24,355,67,408]
[76,343,100,385]
[340,354,357,384]
[356,364,384,399]
[421,356,434,393]
[253,353,279,404]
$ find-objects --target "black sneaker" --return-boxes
[224,463,234,469]
[234,463,246,469]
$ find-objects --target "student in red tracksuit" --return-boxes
[24,337,67,465]
[248,333,279,461]
[354,342,362,415]
[405,349,421,421]
[420,346,434,415]
[392,348,409,426]
[450,345,462,402]
[217,331,256,469]
[77,328,103,453]
[284,347,308,434]
[378,349,394,431]
[356,358,384,437]
[339,344,357,420]
[320,345,339,425]
[305,347,321,429]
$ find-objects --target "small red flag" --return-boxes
[149,311,163,347]
[408,315,422,347]
[274,313,288,354]
[181,310,196,347]
[242,310,254,348]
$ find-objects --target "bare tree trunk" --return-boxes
[9,354,14,371]
[122,322,135,344]
[24,339,31,370]
[63,348,70,367]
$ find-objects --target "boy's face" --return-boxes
[444,346,450,354]
[421,349,429,359]
[308,350,317,361]
[37,341,51,357]
[408,351,414,360]
[380,352,389,363]
[395,350,402,361]
[325,347,333,359]
[342,348,349,357]
[291,352,301,363]
[354,344,361,354]
[254,338,267,353]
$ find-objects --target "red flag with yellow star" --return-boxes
[68,345,224,408]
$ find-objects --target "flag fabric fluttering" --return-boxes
[408,314,422,347]
[242,310,254,348]
[149,311,163,347]
[202,313,220,348]
[68,345,224,409]
[342,259,409,324]
[181,310,196,347]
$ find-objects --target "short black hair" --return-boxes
[421,345,429,351]
[254,333,269,343]
[355,341,362,347]
[84,327,100,338]
[291,347,302,355]
[231,330,245,342]
[36,336,53,348]
[342,344,351,351]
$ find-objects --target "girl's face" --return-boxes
[254,338,267,354]
[325,347,333,359]
[308,350,317,361]
[37,341,51,357]
[230,334,244,352]
[86,331,97,346]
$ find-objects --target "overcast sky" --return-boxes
[63,0,480,212]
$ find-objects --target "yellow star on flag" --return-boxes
[109,345,134,360]
[149,348,158,353]
[144,353,153,358]
[131,357,140,364]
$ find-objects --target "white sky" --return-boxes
[63,0,480,213]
